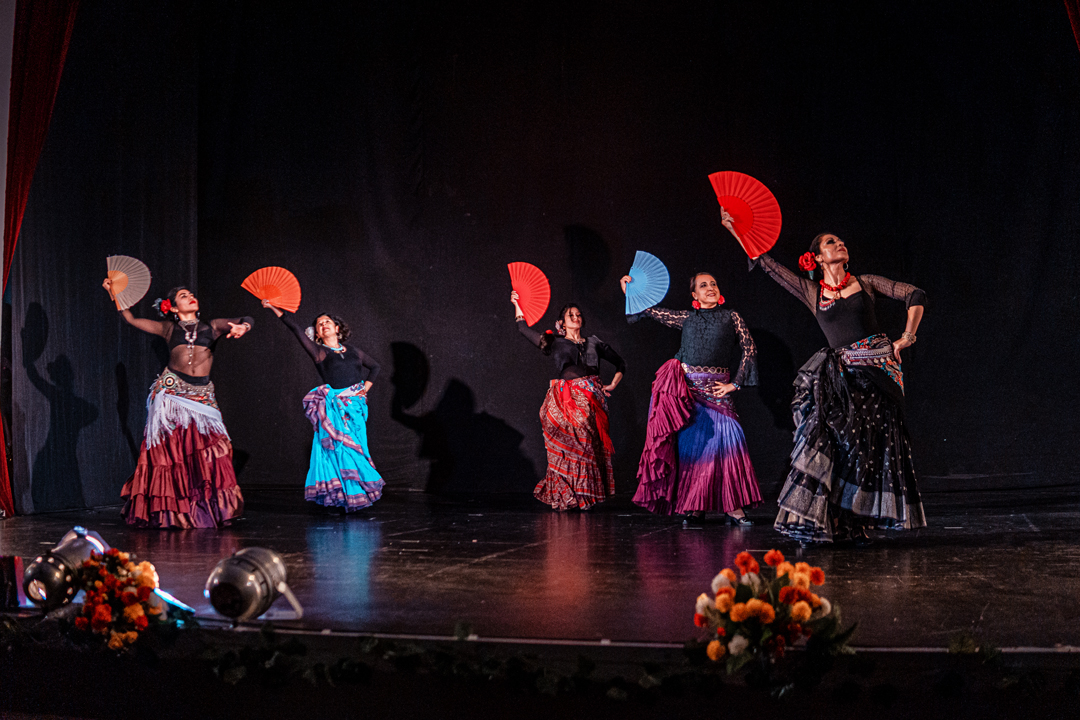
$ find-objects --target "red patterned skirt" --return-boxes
[121,369,244,529]
[534,376,615,510]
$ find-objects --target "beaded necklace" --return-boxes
[178,320,199,366]
[817,272,852,311]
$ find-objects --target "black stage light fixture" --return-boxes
[23,527,109,610]
[204,547,303,622]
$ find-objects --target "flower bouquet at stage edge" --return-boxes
[693,550,857,675]
[67,549,183,652]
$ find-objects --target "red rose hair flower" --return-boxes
[798,252,817,272]
[160,299,172,314]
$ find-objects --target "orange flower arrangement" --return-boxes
[693,549,854,672]
[68,548,173,652]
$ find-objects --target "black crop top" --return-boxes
[755,253,927,349]
[119,314,253,377]
[629,306,758,386]
[517,321,626,381]
[280,314,381,389]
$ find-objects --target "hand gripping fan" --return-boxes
[707,171,783,259]
[105,255,152,311]
[241,266,302,313]
[507,262,550,327]
[625,251,670,315]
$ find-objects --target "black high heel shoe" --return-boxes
[727,515,753,527]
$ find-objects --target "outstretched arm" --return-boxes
[103,277,169,336]
[620,275,689,327]
[754,254,817,312]
[277,311,326,363]
[210,316,253,340]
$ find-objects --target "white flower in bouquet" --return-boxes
[813,597,832,619]
[696,593,713,615]
[739,571,763,595]
[710,572,734,594]
[728,635,750,657]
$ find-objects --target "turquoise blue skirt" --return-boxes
[302,384,385,511]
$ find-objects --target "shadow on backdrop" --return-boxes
[749,328,798,433]
[113,363,139,461]
[389,342,539,494]
[21,303,98,511]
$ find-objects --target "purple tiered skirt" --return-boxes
[632,359,761,515]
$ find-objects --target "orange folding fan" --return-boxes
[708,171,782,259]
[241,266,302,313]
[507,262,550,327]
[105,255,152,311]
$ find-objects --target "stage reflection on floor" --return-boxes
[2,487,1078,648]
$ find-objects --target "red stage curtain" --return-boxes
[0,0,80,517]
[1067,1,1080,56]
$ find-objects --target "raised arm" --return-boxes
[118,309,171,337]
[516,319,548,348]
[753,254,817,312]
[629,306,691,328]
[278,312,327,363]
[730,311,759,388]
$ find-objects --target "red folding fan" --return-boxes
[708,171,782,259]
[241,266,302,313]
[507,262,550,327]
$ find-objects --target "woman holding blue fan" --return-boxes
[263,300,385,511]
[512,293,625,510]
[621,266,761,525]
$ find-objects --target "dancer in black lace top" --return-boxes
[264,301,385,511]
[622,272,762,523]
[512,293,624,510]
[740,219,927,544]
[102,282,249,528]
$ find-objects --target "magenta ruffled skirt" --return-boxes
[632,359,761,515]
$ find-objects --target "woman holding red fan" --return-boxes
[102,281,250,528]
[735,215,927,545]
[621,272,761,525]
[512,293,625,510]
[263,301,385,512]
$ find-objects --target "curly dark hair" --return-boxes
[311,312,351,343]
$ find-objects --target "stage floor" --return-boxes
[2,486,1078,649]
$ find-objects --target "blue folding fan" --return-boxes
[625,251,670,315]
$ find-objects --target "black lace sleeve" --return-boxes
[859,275,927,308]
[629,306,690,328]
[281,313,327,363]
[730,312,758,387]
[754,254,817,313]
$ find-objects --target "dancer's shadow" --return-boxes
[750,328,797,432]
[114,363,140,460]
[21,303,98,511]
[389,342,539,494]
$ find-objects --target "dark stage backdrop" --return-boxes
[8,0,197,512]
[9,0,1080,511]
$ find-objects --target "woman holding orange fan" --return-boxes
[262,301,385,511]
[102,280,251,529]
[733,214,927,546]
[512,293,625,510]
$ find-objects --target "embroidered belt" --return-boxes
[680,363,729,375]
